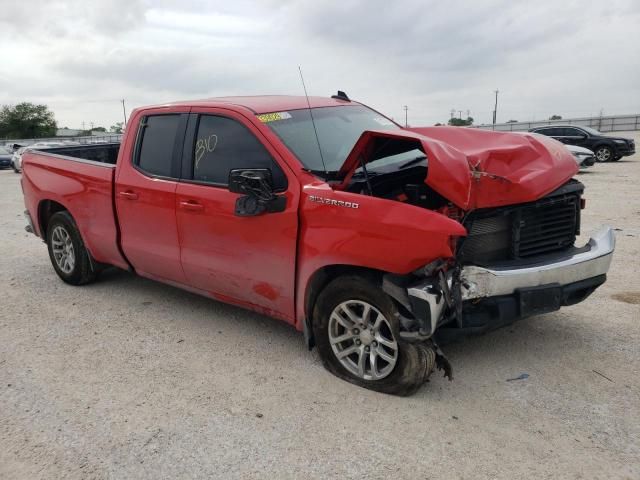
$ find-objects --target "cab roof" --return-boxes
[163,95,355,114]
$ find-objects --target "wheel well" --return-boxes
[38,200,67,238]
[593,143,612,152]
[304,265,383,347]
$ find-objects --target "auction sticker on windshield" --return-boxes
[257,112,292,123]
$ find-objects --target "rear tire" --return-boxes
[312,275,432,396]
[46,211,97,285]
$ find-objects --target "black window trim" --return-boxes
[179,112,288,192]
[132,113,189,181]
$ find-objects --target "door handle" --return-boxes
[179,200,204,212]
[118,190,138,200]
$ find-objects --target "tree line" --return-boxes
[0,102,123,139]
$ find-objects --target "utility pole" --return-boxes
[90,121,94,130]
[492,89,499,128]
[121,99,127,125]
[403,105,408,127]
[81,121,85,131]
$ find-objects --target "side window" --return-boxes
[193,115,287,190]
[534,128,553,137]
[563,127,581,137]
[136,114,181,177]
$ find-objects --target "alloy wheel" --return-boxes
[595,147,611,162]
[328,300,399,380]
[51,226,75,274]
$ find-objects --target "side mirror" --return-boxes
[228,168,285,217]
[228,168,274,195]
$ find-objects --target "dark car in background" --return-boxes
[529,125,635,162]
[0,146,13,169]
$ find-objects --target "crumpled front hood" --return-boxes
[335,126,578,210]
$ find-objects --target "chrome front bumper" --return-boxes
[460,226,615,301]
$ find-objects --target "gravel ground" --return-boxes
[1,134,639,479]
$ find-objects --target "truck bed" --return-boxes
[20,147,129,270]
[34,143,120,165]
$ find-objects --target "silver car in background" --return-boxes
[566,144,596,169]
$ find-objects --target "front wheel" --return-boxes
[312,275,434,395]
[46,211,98,285]
[595,146,613,162]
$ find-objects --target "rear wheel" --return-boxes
[46,211,97,285]
[312,275,433,395]
[594,146,613,162]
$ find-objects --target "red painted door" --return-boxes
[115,112,188,284]
[175,110,299,322]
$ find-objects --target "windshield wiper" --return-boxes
[398,155,427,169]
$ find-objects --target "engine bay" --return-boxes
[345,164,458,215]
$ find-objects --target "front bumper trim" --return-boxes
[460,226,615,300]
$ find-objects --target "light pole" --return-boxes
[121,99,127,125]
[403,105,408,127]
[492,89,499,128]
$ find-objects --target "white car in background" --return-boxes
[515,131,596,170]
[566,144,596,169]
[11,142,71,173]
[11,147,27,172]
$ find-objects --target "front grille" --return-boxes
[514,196,578,257]
[460,181,582,265]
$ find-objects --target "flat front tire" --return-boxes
[312,275,433,396]
[46,211,97,285]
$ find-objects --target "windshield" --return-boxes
[261,105,400,172]
[0,147,11,154]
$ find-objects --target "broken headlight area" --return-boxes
[383,258,461,341]
[382,259,458,381]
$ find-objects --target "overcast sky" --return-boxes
[1,0,639,129]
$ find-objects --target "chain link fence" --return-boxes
[473,114,640,133]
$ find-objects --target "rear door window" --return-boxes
[563,127,583,137]
[135,114,182,178]
[191,115,287,190]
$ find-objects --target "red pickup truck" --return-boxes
[21,94,615,395]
